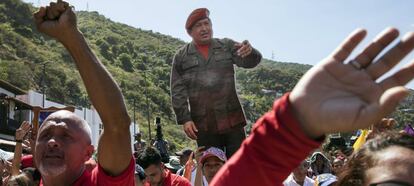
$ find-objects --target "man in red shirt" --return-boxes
[137,147,191,186]
[211,28,414,185]
[33,1,134,185]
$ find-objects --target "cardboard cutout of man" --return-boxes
[171,8,262,158]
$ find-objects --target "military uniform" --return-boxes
[171,38,262,157]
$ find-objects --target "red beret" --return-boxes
[185,8,210,32]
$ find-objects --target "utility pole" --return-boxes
[133,98,136,135]
[144,70,152,141]
[41,62,48,108]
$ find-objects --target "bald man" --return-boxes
[33,1,134,185]
[34,111,94,183]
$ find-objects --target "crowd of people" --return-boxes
[1,0,414,185]
[2,118,412,186]
[3,117,413,186]
[1,121,41,185]
[282,118,414,186]
[130,117,414,186]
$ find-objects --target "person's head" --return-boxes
[21,167,41,185]
[315,173,337,186]
[316,156,325,166]
[332,158,344,175]
[186,8,212,45]
[175,148,193,166]
[134,133,142,141]
[34,110,94,180]
[136,147,165,185]
[6,173,33,186]
[310,152,332,176]
[311,152,330,168]
[164,156,181,174]
[315,154,326,166]
[337,132,414,185]
[334,149,345,158]
[292,160,310,183]
[199,147,227,183]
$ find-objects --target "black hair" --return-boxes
[7,174,34,186]
[337,132,414,185]
[136,147,162,169]
[22,167,41,181]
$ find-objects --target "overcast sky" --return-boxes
[24,0,414,88]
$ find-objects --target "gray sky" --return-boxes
[24,0,414,88]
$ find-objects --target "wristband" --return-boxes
[15,139,23,143]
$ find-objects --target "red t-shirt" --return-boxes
[211,93,323,186]
[40,158,135,186]
[144,169,191,186]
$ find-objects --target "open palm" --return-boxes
[290,28,414,138]
[15,121,31,140]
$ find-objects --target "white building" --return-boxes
[0,80,137,150]
[0,80,32,144]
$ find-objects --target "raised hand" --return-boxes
[193,147,206,186]
[33,0,132,177]
[33,0,77,42]
[194,146,206,164]
[183,152,195,180]
[290,28,414,138]
[15,121,31,141]
[22,138,34,153]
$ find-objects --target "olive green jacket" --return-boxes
[170,38,262,133]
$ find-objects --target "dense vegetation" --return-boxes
[1,0,413,150]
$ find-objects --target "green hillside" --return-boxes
[0,0,312,149]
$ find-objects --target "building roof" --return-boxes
[5,96,33,110]
[0,80,26,95]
